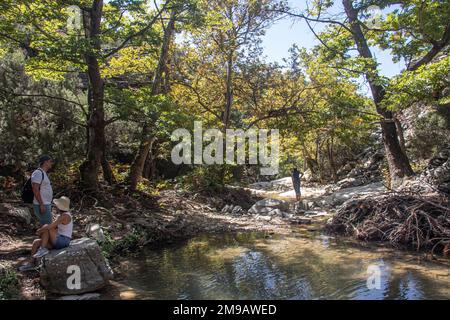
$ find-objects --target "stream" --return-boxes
[113,230,450,300]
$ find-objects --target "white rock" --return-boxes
[0,204,32,224]
[85,223,106,243]
[40,238,113,295]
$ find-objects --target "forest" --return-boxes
[0,0,449,301]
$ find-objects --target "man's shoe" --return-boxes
[32,247,49,259]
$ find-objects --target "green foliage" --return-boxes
[101,228,147,259]
[383,56,450,110]
[109,162,131,184]
[176,166,227,191]
[0,266,19,300]
[0,0,448,189]
[370,0,450,66]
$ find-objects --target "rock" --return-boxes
[0,203,31,224]
[85,223,106,243]
[281,212,293,219]
[291,200,316,213]
[40,238,113,295]
[221,205,243,215]
[248,181,272,190]
[269,177,294,192]
[269,208,283,216]
[248,198,289,216]
[248,206,273,215]
[304,210,329,218]
[337,177,365,189]
[255,215,272,221]
[254,198,289,210]
[303,169,313,182]
[231,205,243,215]
[347,168,363,178]
[320,182,386,208]
[414,147,450,194]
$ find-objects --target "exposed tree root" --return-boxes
[326,191,450,255]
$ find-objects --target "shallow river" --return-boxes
[113,231,450,300]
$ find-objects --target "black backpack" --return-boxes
[21,169,44,204]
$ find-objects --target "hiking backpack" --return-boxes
[21,169,44,204]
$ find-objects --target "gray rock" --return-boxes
[304,211,329,218]
[337,177,365,189]
[0,203,32,224]
[231,205,243,215]
[85,223,105,243]
[269,208,283,216]
[255,215,272,221]
[281,212,293,219]
[40,238,113,295]
[254,198,289,210]
[248,198,290,216]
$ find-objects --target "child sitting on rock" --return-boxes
[19,196,73,271]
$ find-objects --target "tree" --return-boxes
[0,0,167,189]
[128,8,177,191]
[342,0,413,185]
[175,0,285,130]
[279,0,449,186]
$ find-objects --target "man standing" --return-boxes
[32,155,54,225]
[292,168,302,201]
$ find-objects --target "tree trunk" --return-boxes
[84,74,115,186]
[102,156,116,185]
[143,140,157,179]
[327,137,338,182]
[342,0,413,187]
[79,0,106,190]
[301,141,318,175]
[129,11,176,190]
[223,52,233,130]
[394,114,407,156]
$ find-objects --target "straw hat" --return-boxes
[53,196,70,211]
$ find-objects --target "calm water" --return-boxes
[114,232,450,300]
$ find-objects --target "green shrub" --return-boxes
[0,267,19,300]
[100,229,147,259]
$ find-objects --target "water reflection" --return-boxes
[115,232,450,300]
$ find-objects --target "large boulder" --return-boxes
[0,203,32,224]
[40,238,113,295]
[248,198,289,215]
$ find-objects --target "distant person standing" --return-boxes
[292,168,303,201]
[31,155,54,225]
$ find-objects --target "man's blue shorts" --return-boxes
[32,204,52,225]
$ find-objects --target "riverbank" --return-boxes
[1,176,448,299]
[1,184,315,299]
